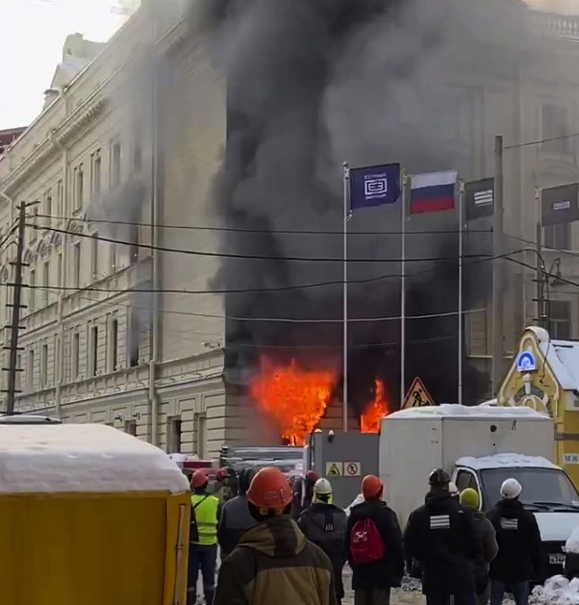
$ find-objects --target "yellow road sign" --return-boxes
[326,462,343,476]
[403,377,436,408]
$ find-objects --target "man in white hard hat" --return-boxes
[298,478,347,604]
[485,478,542,605]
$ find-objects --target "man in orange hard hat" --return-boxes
[346,474,404,605]
[214,466,337,605]
[188,470,221,605]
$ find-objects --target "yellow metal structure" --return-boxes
[0,425,190,605]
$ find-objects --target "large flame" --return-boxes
[250,357,337,445]
[361,379,391,433]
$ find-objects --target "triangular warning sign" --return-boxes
[327,464,342,476]
[403,377,436,409]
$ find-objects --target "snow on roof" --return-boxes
[526,326,579,391]
[456,453,558,470]
[0,424,190,494]
[388,404,549,419]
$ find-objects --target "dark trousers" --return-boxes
[354,588,391,605]
[426,593,476,605]
[187,543,217,605]
[490,580,530,605]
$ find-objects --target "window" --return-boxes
[550,300,571,340]
[467,296,491,356]
[166,417,182,453]
[27,349,35,391]
[29,206,39,243]
[56,179,63,216]
[544,223,571,251]
[29,269,36,312]
[128,312,139,367]
[72,242,81,288]
[89,325,98,376]
[196,413,207,459]
[74,164,84,210]
[124,419,137,436]
[129,207,139,263]
[57,253,63,287]
[90,232,98,280]
[108,318,119,372]
[42,260,50,307]
[15,354,21,392]
[40,344,48,387]
[541,103,570,155]
[109,242,117,273]
[133,130,143,172]
[54,335,60,384]
[111,140,121,186]
[45,189,52,227]
[72,332,80,380]
[91,150,102,199]
[455,469,479,493]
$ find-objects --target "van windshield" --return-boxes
[480,467,579,509]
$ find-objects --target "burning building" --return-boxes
[181,0,542,445]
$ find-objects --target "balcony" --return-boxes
[530,11,579,41]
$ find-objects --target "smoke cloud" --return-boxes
[186,0,540,410]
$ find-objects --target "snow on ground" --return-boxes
[533,576,579,604]
[0,423,190,494]
[389,404,548,419]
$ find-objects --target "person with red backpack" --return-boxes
[346,474,404,605]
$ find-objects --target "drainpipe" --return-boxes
[149,12,162,446]
[49,127,68,420]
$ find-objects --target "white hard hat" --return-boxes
[500,478,522,499]
[449,481,459,496]
[314,478,332,496]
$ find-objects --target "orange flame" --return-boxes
[361,379,391,433]
[250,357,337,446]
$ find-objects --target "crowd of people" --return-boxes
[185,465,542,605]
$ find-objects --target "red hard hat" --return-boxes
[191,470,209,489]
[306,470,320,483]
[247,467,293,510]
[216,468,229,480]
[362,474,383,499]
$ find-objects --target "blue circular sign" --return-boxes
[516,351,537,372]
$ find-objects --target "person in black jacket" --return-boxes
[404,468,482,605]
[486,478,542,605]
[217,468,257,559]
[346,474,404,605]
[298,478,348,604]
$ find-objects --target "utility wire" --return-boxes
[33,213,493,236]
[504,132,579,151]
[27,224,491,264]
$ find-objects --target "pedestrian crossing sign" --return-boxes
[403,377,436,409]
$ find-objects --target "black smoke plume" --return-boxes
[187,0,535,411]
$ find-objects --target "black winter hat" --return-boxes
[429,468,450,486]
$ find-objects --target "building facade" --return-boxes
[1,4,579,456]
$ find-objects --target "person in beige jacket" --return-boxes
[460,488,499,605]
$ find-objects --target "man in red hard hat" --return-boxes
[188,470,221,605]
[346,474,404,605]
[214,466,337,605]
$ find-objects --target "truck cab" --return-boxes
[453,454,579,579]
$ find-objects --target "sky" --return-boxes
[1,0,578,131]
[0,0,129,130]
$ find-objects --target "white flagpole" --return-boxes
[458,180,465,405]
[400,170,407,407]
[343,162,350,433]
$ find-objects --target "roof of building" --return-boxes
[526,326,579,392]
[0,423,190,494]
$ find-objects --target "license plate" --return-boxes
[549,554,566,566]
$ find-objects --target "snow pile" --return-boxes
[389,404,548,419]
[533,576,579,604]
[456,453,558,470]
[567,524,579,554]
[0,423,190,494]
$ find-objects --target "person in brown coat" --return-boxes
[460,488,499,605]
[214,467,336,605]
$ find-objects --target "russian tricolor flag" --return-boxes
[410,170,457,214]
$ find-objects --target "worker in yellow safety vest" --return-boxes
[189,470,221,605]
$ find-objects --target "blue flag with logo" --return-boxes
[349,163,401,211]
